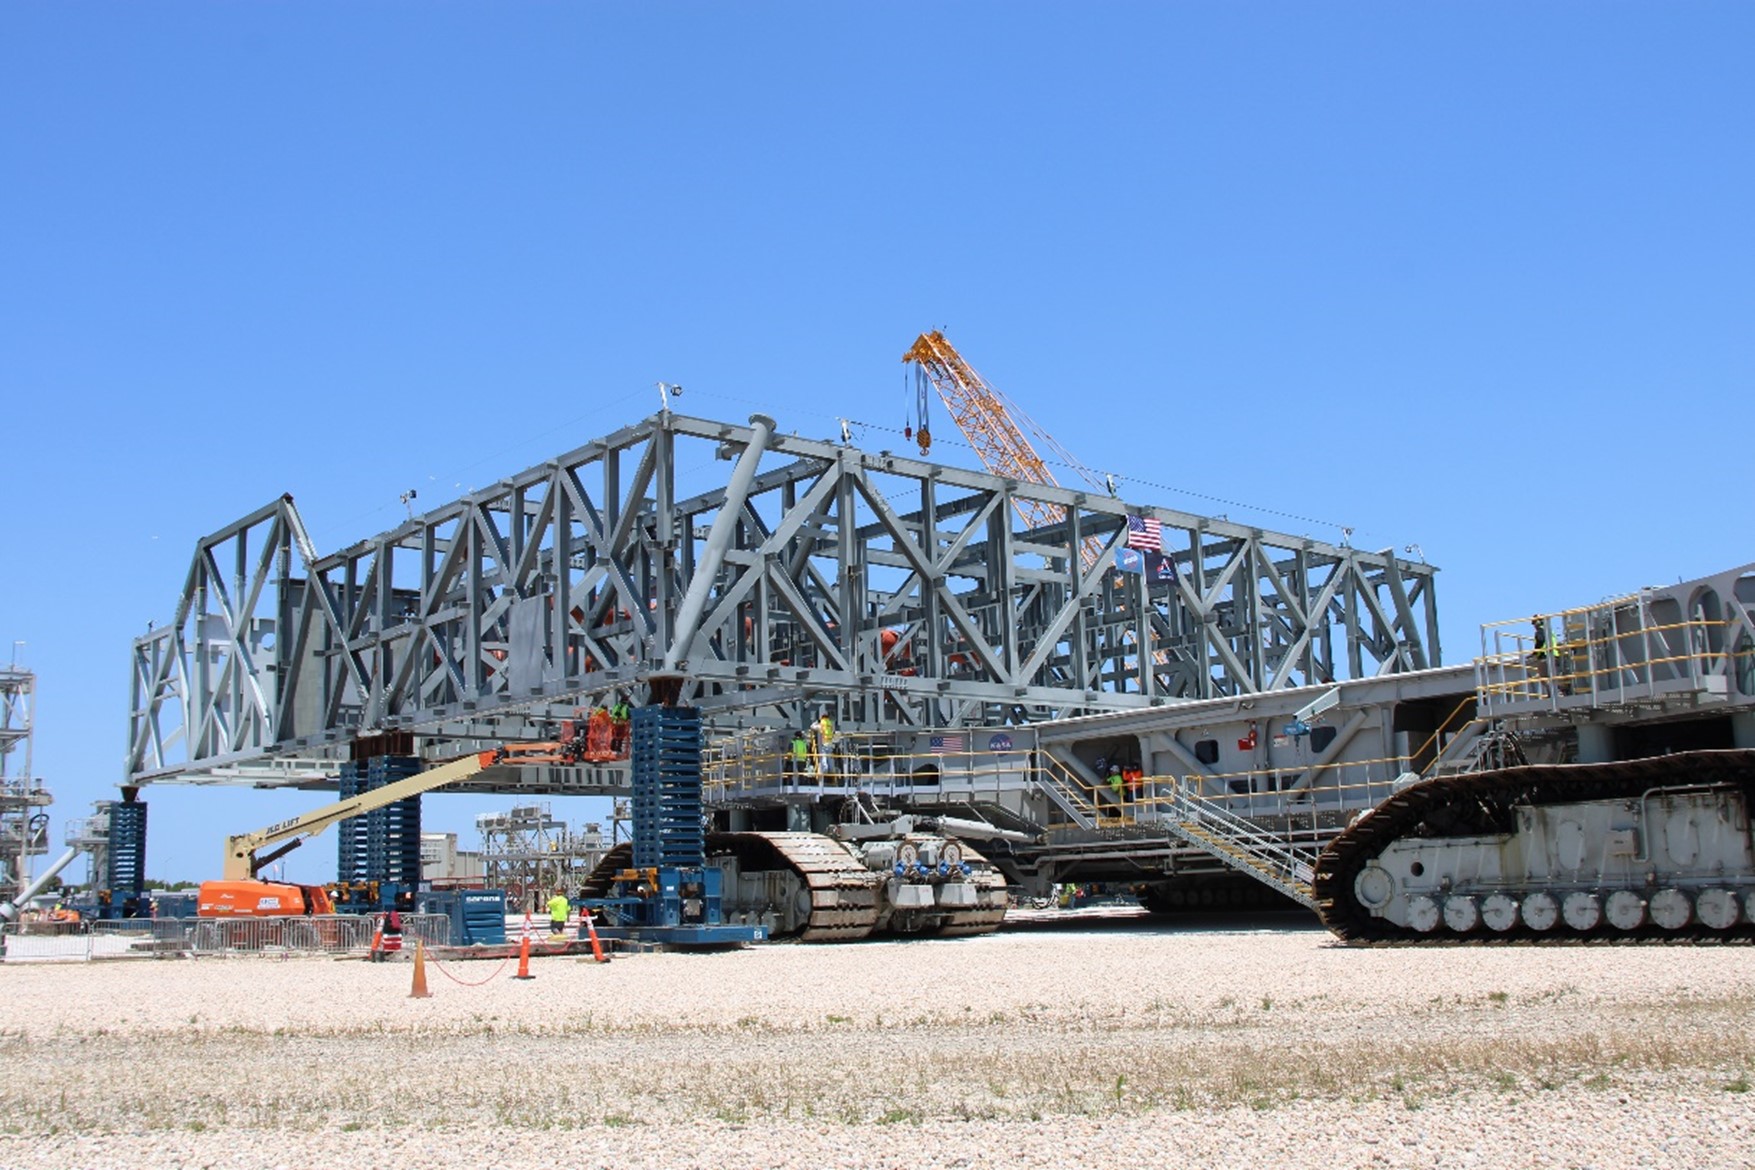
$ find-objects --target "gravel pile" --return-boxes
[2,920,1752,1169]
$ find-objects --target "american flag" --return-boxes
[1126,514,1166,552]
[929,733,966,753]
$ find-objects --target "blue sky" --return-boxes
[3,3,1750,885]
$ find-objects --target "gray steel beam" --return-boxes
[664,413,776,671]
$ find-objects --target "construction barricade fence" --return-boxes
[0,913,450,963]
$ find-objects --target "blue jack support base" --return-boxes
[584,863,767,948]
[580,699,766,949]
[590,923,767,947]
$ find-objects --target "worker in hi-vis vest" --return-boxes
[816,713,835,777]
[547,888,571,935]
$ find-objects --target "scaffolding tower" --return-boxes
[475,802,608,908]
[63,802,115,891]
[1,663,49,896]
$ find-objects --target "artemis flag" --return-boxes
[1116,547,1178,581]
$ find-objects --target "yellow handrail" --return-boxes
[1479,617,1750,701]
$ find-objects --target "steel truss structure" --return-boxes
[128,411,1439,786]
[475,803,608,906]
[2,665,50,892]
[63,803,115,892]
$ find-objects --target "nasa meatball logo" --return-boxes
[988,733,1013,751]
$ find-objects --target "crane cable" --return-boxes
[682,386,1364,542]
[914,365,932,454]
[901,368,915,444]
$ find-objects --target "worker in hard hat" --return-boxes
[586,706,613,759]
[547,888,571,937]
[816,713,835,780]
[609,696,631,756]
[787,729,809,781]
[1124,766,1144,803]
[1526,618,1550,697]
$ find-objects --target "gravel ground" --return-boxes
[2,915,1753,1169]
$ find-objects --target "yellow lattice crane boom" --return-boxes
[903,330,1109,564]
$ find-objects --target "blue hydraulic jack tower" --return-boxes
[328,755,424,915]
[92,789,149,920]
[586,687,765,947]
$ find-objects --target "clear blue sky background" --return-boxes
[3,3,1750,885]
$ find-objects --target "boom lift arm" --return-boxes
[221,751,498,880]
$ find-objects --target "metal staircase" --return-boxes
[1031,755,1100,831]
[1158,782,1319,910]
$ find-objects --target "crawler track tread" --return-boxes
[580,831,1009,942]
[710,831,881,942]
[1314,749,1755,946]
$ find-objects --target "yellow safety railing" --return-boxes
[1159,763,1395,822]
[1119,690,1478,832]
[702,731,1032,808]
[704,690,1487,842]
[702,729,902,791]
[1032,751,1117,828]
[1478,610,1747,712]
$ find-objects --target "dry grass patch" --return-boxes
[5,1006,1754,1134]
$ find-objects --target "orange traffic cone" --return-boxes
[512,932,535,980]
[581,909,610,964]
[409,940,432,998]
[369,928,383,961]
